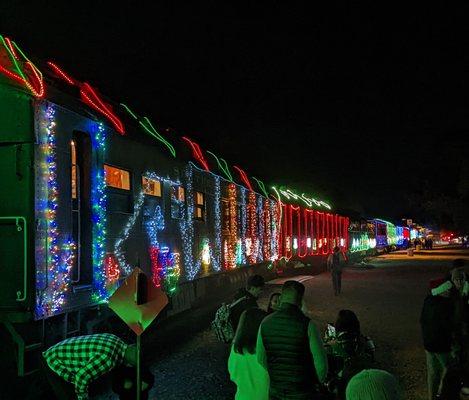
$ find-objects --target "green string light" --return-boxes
[252,177,269,198]
[120,103,176,157]
[207,151,233,182]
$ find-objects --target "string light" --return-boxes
[104,254,120,282]
[240,187,247,265]
[120,103,176,157]
[47,61,76,85]
[233,166,253,191]
[207,151,233,182]
[35,104,75,317]
[252,177,270,198]
[257,195,265,263]
[273,185,331,210]
[212,176,222,271]
[224,183,237,269]
[0,35,44,98]
[80,83,125,134]
[91,123,109,302]
[182,137,210,172]
[247,191,258,264]
[180,164,201,279]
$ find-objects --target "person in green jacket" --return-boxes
[228,307,269,400]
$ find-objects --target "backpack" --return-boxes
[211,296,247,343]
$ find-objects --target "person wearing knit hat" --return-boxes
[420,277,456,400]
[345,369,401,400]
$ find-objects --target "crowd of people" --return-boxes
[420,259,469,399]
[226,274,401,400]
[39,256,468,400]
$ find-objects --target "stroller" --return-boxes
[323,323,375,399]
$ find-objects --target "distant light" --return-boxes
[307,237,312,248]
[293,238,298,250]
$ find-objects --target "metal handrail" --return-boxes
[0,216,27,302]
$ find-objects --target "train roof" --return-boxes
[0,34,336,212]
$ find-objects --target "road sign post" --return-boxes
[109,268,168,400]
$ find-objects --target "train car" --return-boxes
[370,219,388,250]
[396,226,410,247]
[348,220,376,255]
[0,36,349,376]
[273,188,349,261]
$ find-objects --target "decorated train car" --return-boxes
[0,36,350,375]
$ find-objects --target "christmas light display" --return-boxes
[350,233,376,253]
[114,172,179,276]
[252,177,270,198]
[224,183,238,269]
[0,35,44,98]
[262,199,271,260]
[247,191,259,264]
[145,205,165,287]
[91,123,109,302]
[46,61,125,134]
[35,104,75,317]
[273,186,332,210]
[207,151,233,182]
[240,187,247,265]
[104,254,120,282]
[385,221,398,246]
[212,176,222,271]
[179,164,201,279]
[120,103,176,157]
[257,195,265,262]
[233,166,253,191]
[182,137,210,172]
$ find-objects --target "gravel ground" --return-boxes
[96,247,469,400]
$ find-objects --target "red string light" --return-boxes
[46,61,125,134]
[182,136,210,172]
[233,166,253,191]
[4,37,18,60]
[80,83,125,134]
[47,61,76,85]
[104,254,120,282]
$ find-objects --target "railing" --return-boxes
[0,216,27,302]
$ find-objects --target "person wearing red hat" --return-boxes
[420,277,456,399]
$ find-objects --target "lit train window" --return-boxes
[71,140,77,199]
[142,176,161,197]
[104,164,130,190]
[177,186,185,202]
[195,191,205,220]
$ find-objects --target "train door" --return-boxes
[70,133,92,285]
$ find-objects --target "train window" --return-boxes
[71,140,77,199]
[142,176,161,197]
[194,191,205,220]
[171,185,185,219]
[104,164,130,190]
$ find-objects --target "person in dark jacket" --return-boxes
[327,246,346,296]
[420,277,456,400]
[230,274,265,332]
[257,280,328,399]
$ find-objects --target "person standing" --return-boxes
[42,333,137,400]
[420,278,456,400]
[228,308,269,400]
[257,280,328,399]
[328,246,345,296]
[267,292,281,314]
[230,274,265,332]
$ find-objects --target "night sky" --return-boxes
[2,3,468,226]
